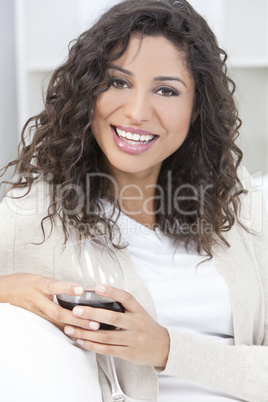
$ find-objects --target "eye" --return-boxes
[110,78,129,89]
[157,87,179,97]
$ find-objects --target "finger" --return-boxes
[41,278,84,297]
[72,305,128,329]
[64,326,128,347]
[94,286,140,313]
[76,339,128,359]
[37,294,98,330]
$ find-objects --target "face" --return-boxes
[92,35,195,180]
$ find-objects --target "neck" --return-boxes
[105,162,161,228]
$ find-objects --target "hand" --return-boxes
[64,285,170,369]
[0,273,99,331]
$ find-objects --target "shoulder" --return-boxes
[228,166,268,274]
[236,165,267,233]
[0,180,53,242]
[0,180,64,276]
[213,165,267,260]
[2,180,51,217]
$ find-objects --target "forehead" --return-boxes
[110,34,192,81]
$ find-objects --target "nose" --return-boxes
[123,90,153,124]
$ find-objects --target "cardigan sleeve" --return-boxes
[158,168,268,402]
[162,328,268,402]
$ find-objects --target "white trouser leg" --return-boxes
[0,303,102,402]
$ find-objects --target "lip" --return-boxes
[111,126,159,155]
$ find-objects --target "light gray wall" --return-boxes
[0,0,18,196]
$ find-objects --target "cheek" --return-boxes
[92,95,113,137]
[95,91,124,120]
[94,98,109,122]
[161,103,192,134]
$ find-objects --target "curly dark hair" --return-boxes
[1,0,246,257]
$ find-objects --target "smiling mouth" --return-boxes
[113,126,157,145]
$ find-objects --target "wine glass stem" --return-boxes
[106,356,126,401]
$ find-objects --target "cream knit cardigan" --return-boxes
[0,167,267,402]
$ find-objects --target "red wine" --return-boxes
[57,290,125,330]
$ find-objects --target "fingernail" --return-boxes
[74,287,84,295]
[77,339,84,346]
[73,307,83,316]
[95,285,106,293]
[64,326,74,335]
[89,321,99,330]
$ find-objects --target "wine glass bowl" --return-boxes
[53,235,127,287]
[56,291,124,330]
[53,235,126,330]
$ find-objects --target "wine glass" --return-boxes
[53,235,151,402]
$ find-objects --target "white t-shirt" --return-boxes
[116,212,242,402]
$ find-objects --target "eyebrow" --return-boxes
[154,76,187,88]
[108,65,187,88]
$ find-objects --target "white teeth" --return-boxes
[133,133,140,141]
[115,128,154,143]
[126,132,133,140]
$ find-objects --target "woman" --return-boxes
[0,0,267,401]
